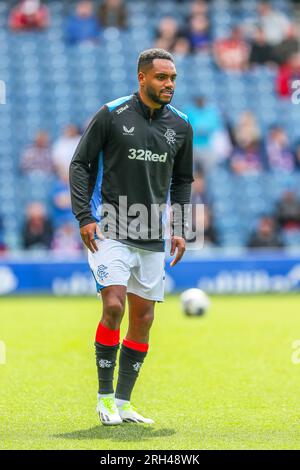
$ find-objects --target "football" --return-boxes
[180,288,210,316]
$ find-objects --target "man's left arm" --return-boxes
[169,122,194,266]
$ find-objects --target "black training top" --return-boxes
[69,91,194,252]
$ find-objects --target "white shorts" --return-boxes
[88,238,166,302]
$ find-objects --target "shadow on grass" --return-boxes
[53,425,175,442]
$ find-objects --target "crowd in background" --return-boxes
[7,0,300,99]
[2,0,300,253]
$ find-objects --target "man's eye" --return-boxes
[157,75,176,80]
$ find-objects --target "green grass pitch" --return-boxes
[0,295,299,450]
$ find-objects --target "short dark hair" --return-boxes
[137,48,174,73]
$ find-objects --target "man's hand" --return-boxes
[170,236,186,267]
[80,222,104,253]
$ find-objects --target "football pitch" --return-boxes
[0,295,299,450]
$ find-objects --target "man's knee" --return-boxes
[102,296,125,329]
[100,286,126,329]
[139,310,154,328]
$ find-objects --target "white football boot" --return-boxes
[117,402,154,424]
[96,395,122,426]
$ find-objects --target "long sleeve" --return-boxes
[170,122,194,237]
[69,105,110,227]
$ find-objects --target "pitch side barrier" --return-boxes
[0,249,300,295]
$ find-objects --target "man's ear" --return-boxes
[138,71,146,87]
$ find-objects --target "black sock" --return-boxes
[115,344,148,401]
[95,342,119,395]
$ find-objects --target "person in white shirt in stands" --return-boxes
[257,1,291,46]
[52,124,82,176]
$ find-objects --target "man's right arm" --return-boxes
[69,105,110,227]
[69,105,110,251]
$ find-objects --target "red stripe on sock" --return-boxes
[95,323,120,346]
[123,338,149,353]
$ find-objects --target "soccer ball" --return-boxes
[180,288,210,316]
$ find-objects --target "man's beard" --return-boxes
[146,85,173,106]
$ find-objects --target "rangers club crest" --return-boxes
[99,359,113,368]
[133,362,142,372]
[164,128,176,145]
[97,264,109,282]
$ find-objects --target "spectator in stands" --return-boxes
[272,24,299,65]
[9,0,49,31]
[230,142,264,175]
[0,216,6,254]
[22,202,53,250]
[257,1,291,47]
[52,169,73,227]
[20,131,53,176]
[265,126,296,172]
[203,206,218,247]
[52,124,81,176]
[98,0,127,29]
[52,222,82,253]
[274,191,300,232]
[248,216,284,249]
[293,139,300,169]
[191,171,208,205]
[189,205,218,248]
[187,14,210,53]
[173,36,191,57]
[190,0,209,18]
[249,26,274,67]
[154,17,181,52]
[276,52,300,99]
[186,96,232,171]
[233,111,262,149]
[213,26,250,72]
[64,0,100,45]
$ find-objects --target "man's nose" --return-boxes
[165,78,174,88]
